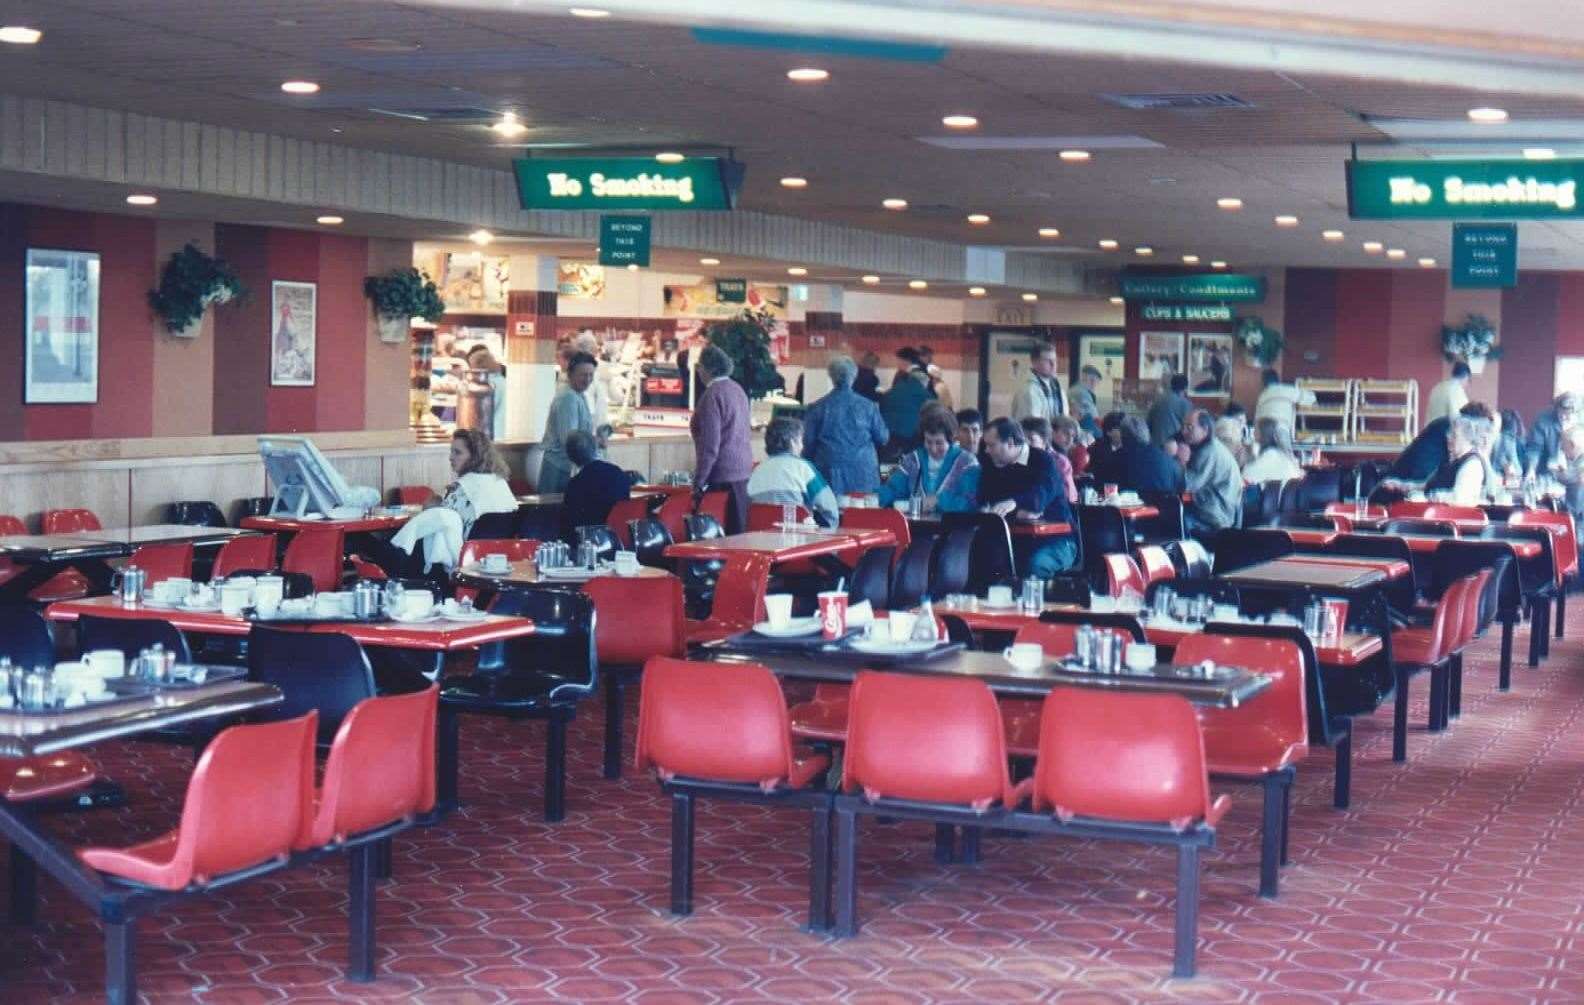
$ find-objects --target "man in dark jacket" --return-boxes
[560,430,631,542]
[977,417,1077,577]
[1113,416,1187,496]
[1526,393,1581,480]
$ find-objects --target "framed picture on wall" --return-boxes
[1137,331,1184,385]
[24,248,100,404]
[1076,333,1126,414]
[270,281,317,387]
[1186,332,1234,397]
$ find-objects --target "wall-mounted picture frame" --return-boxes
[270,280,317,387]
[1187,332,1234,397]
[24,248,100,404]
[1137,331,1184,384]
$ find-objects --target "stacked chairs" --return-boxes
[584,574,687,779]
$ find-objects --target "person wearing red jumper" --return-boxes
[690,344,755,533]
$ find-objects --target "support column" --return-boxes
[504,255,561,444]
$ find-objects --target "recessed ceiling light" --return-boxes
[787,266,808,276]
[1386,248,1406,259]
[941,114,978,129]
[1210,260,1227,269]
[1524,147,1556,160]
[1275,215,1300,227]
[1134,246,1154,256]
[1038,227,1061,238]
[779,176,808,189]
[1322,229,1345,241]
[967,213,990,225]
[1181,254,1200,264]
[1363,241,1384,253]
[861,275,880,284]
[344,37,423,53]
[1021,292,1039,302]
[968,286,987,297]
[908,279,928,290]
[655,151,684,164]
[1418,257,1438,267]
[569,7,611,17]
[627,263,640,271]
[882,198,908,210]
[491,112,528,138]
[699,257,720,266]
[1098,239,1119,250]
[0,26,42,44]
[1108,296,1125,305]
[1216,197,1243,210]
[125,194,157,206]
[1058,150,1090,162]
[280,80,320,95]
[1467,106,1508,123]
[787,67,828,82]
[316,214,344,225]
[468,229,494,245]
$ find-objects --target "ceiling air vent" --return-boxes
[367,106,498,123]
[1099,93,1254,110]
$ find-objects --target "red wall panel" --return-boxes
[1282,268,1338,379]
[312,234,369,431]
[1386,269,1449,401]
[212,224,272,434]
[1331,269,1393,379]
[262,229,322,434]
[1500,274,1561,420]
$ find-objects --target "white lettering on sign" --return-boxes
[1389,177,1432,204]
[1445,176,1576,211]
[586,172,695,204]
[547,173,583,197]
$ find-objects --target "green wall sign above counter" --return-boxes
[515,157,743,211]
[1120,274,1265,302]
[1348,158,1582,219]
[715,278,747,303]
[1139,303,1233,322]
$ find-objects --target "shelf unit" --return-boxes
[1293,378,1354,445]
[1351,379,1418,444]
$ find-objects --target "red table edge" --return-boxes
[239,515,408,533]
[664,528,896,563]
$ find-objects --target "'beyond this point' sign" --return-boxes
[598,215,651,267]
[1451,223,1518,288]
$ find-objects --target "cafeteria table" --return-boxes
[1222,555,1406,591]
[240,508,418,535]
[454,560,671,592]
[906,514,1073,537]
[0,526,258,602]
[664,526,896,565]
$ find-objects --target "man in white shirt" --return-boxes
[1011,343,1066,424]
[1424,361,1471,428]
[1253,368,1316,431]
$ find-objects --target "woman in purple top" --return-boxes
[690,344,755,533]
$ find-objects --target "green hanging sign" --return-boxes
[597,215,651,267]
[515,157,741,211]
[715,278,747,303]
[1119,274,1265,302]
[1451,223,1518,288]
[1348,158,1584,219]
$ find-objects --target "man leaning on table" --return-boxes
[1178,409,1243,540]
[977,416,1077,577]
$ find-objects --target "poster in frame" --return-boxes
[1076,333,1125,414]
[1186,332,1234,397]
[24,248,100,404]
[1137,331,1185,385]
[270,281,317,387]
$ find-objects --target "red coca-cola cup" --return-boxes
[1103,483,1119,500]
[1323,599,1348,646]
[817,591,848,640]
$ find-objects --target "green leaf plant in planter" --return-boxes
[701,306,785,399]
[364,267,447,343]
[1440,313,1502,374]
[1235,315,1285,367]
[147,243,246,338]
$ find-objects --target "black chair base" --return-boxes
[1211,766,1295,899]
[437,698,577,822]
[602,666,642,780]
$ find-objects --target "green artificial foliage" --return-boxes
[703,306,784,399]
[363,267,447,322]
[147,243,246,333]
[1441,313,1502,362]
[1235,315,1285,366]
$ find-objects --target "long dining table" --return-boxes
[0,527,258,603]
[664,526,897,565]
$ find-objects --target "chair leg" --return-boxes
[807,802,832,932]
[1555,590,1566,638]
[9,844,37,924]
[347,844,376,982]
[105,917,136,1005]
[544,711,569,823]
[1428,663,1447,733]
[1450,653,1464,720]
[1499,619,1514,691]
[1172,843,1201,979]
[833,805,859,937]
[1280,774,1292,866]
[602,678,625,780]
[1538,599,1552,659]
[959,826,982,865]
[668,791,695,915]
[932,823,956,864]
[374,837,392,881]
[1258,775,1282,898]
[1393,668,1410,763]
[1332,721,1353,811]
[1528,601,1544,668]
[436,704,461,813]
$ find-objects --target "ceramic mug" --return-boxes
[764,593,794,628]
[82,649,125,680]
[986,585,1014,607]
[1002,642,1044,671]
[483,552,510,573]
[219,582,252,617]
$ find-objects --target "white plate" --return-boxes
[439,607,489,623]
[848,638,941,656]
[178,600,221,613]
[389,611,441,624]
[752,618,821,638]
[977,598,1018,610]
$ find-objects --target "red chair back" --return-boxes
[1459,570,1490,647]
[1013,621,1130,658]
[0,515,26,536]
[1325,502,1385,521]
[747,502,806,531]
[347,555,387,581]
[635,657,801,787]
[696,490,728,527]
[301,688,437,848]
[1174,634,1308,763]
[1413,579,1465,664]
[706,555,773,628]
[43,509,101,533]
[605,497,652,548]
[842,670,1014,810]
[394,485,437,506]
[1329,513,1354,532]
[1511,510,1579,579]
[1133,545,1174,586]
[585,574,687,665]
[212,534,277,578]
[129,542,194,582]
[840,507,911,555]
[1103,553,1147,599]
[655,493,694,542]
[1032,688,1219,828]
[1387,500,1432,520]
[458,539,540,567]
[1423,504,1486,526]
[282,528,345,592]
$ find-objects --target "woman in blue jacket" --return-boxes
[802,354,890,495]
[878,405,980,513]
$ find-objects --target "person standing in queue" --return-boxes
[1011,342,1067,424]
[1179,408,1243,540]
[691,344,754,534]
[538,351,596,493]
[1069,365,1104,439]
[976,417,1077,578]
[854,351,882,401]
[802,354,889,497]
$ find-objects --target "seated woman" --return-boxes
[1241,417,1304,484]
[1379,413,1490,505]
[380,428,518,579]
[878,406,980,513]
[747,418,840,527]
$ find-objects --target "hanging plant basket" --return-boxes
[1440,313,1501,371]
[1235,315,1284,367]
[364,267,447,342]
[147,243,246,336]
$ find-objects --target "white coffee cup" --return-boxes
[83,649,125,680]
[154,577,190,603]
[1090,594,1118,614]
[187,584,217,608]
[219,582,252,617]
[1212,604,1240,622]
[400,589,434,620]
[255,593,282,619]
[1126,643,1158,670]
[483,552,510,572]
[888,611,918,641]
[613,551,640,577]
[254,576,284,610]
[1003,642,1044,671]
[764,593,794,628]
[986,585,1014,607]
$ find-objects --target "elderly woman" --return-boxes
[1383,413,1489,505]
[1215,404,1253,468]
[748,418,840,527]
[802,354,890,496]
[878,405,980,513]
[1241,417,1304,484]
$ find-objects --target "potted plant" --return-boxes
[1441,313,1501,373]
[1235,315,1284,367]
[364,267,447,343]
[701,306,784,399]
[147,243,245,338]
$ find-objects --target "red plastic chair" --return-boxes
[1133,545,1175,586]
[0,514,91,602]
[585,574,687,779]
[1388,575,1468,762]
[840,507,911,558]
[1103,553,1148,599]
[0,515,25,536]
[605,497,652,549]
[635,656,832,926]
[1511,510,1578,582]
[1329,513,1355,532]
[655,492,695,544]
[1386,500,1433,520]
[1325,502,1386,522]
[282,528,346,593]
[1175,633,1307,898]
[686,554,773,644]
[42,508,101,534]
[1029,687,1229,976]
[346,555,387,581]
[300,687,436,849]
[1000,622,1133,757]
[1,753,98,803]
[393,485,437,506]
[212,534,278,578]
[128,542,193,582]
[1443,569,1490,723]
[1423,503,1487,526]
[748,502,806,531]
[696,489,728,528]
[458,539,540,567]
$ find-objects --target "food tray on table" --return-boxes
[0,690,153,716]
[104,665,249,693]
[242,608,394,625]
[722,631,964,664]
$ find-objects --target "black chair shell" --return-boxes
[941,512,1016,595]
[627,517,675,569]
[1211,528,1296,575]
[0,607,55,667]
[847,546,895,611]
[247,627,375,748]
[890,538,937,610]
[164,501,228,528]
[78,616,192,663]
[469,511,520,541]
[575,525,621,565]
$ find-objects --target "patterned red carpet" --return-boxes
[4,626,1582,1004]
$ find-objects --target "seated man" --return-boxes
[748,417,840,527]
[559,429,632,542]
[1112,415,1186,496]
[1180,409,1243,539]
[977,417,1077,578]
